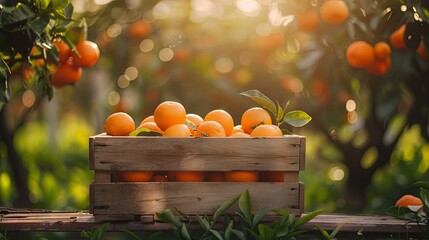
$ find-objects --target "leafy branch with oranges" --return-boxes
[0,1,99,107]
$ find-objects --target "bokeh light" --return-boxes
[215,57,234,74]
[22,89,36,108]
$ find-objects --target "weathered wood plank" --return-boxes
[0,211,426,236]
[90,135,305,171]
[90,182,301,216]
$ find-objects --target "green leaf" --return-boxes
[209,229,223,240]
[27,13,50,36]
[129,128,162,136]
[420,188,429,211]
[196,215,210,231]
[224,219,234,240]
[258,224,275,240]
[148,231,163,240]
[122,229,143,240]
[180,223,191,240]
[0,59,11,103]
[156,209,183,229]
[230,229,246,240]
[283,110,312,127]
[212,194,239,224]
[93,223,109,240]
[275,101,283,124]
[252,208,271,227]
[273,218,291,238]
[50,0,70,10]
[240,90,277,115]
[238,190,252,223]
[412,181,429,190]
[330,222,347,239]
[293,209,324,229]
[314,225,330,240]
[385,206,419,221]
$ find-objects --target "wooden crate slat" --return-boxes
[90,135,305,171]
[90,182,301,216]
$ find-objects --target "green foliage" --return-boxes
[81,223,109,240]
[0,0,82,103]
[240,90,311,132]
[157,190,325,240]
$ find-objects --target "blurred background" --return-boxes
[1,0,428,217]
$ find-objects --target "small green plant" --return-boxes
[386,181,429,238]
[80,223,109,240]
[240,90,312,134]
[157,190,324,240]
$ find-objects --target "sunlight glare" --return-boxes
[236,0,261,17]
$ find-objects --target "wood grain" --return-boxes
[90,135,305,171]
[90,182,301,216]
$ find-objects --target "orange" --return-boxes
[231,125,244,134]
[417,42,428,60]
[141,115,155,124]
[230,132,251,137]
[395,195,423,209]
[320,0,349,26]
[224,171,259,182]
[136,121,164,134]
[374,41,391,60]
[346,41,375,68]
[366,58,391,76]
[390,24,407,50]
[203,109,234,136]
[53,39,71,64]
[154,101,187,131]
[186,113,203,134]
[50,63,82,87]
[175,171,205,182]
[119,171,153,182]
[162,124,191,137]
[205,172,226,182]
[250,124,283,137]
[128,20,152,40]
[260,171,284,182]
[104,112,135,136]
[241,107,272,134]
[193,120,226,137]
[296,9,320,32]
[71,40,100,67]
[151,174,168,182]
[167,171,176,181]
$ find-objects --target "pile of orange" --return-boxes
[51,39,100,87]
[346,40,392,76]
[103,101,287,183]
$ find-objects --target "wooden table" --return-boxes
[0,208,427,238]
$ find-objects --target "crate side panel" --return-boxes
[91,182,301,215]
[91,137,303,171]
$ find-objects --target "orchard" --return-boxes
[1,0,428,227]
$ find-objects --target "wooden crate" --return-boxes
[89,134,305,221]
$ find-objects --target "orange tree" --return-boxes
[0,0,96,207]
[81,0,428,212]
[282,0,429,211]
